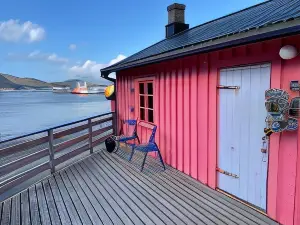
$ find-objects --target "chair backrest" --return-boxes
[138,121,157,143]
[124,119,138,137]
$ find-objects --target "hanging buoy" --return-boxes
[104,84,116,100]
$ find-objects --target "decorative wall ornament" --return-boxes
[290,81,300,91]
[289,97,300,118]
[270,121,289,133]
[264,88,298,133]
[265,88,289,100]
[265,88,289,115]
[287,117,298,131]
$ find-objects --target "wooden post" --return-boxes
[48,129,55,174]
[112,112,117,136]
[88,119,93,154]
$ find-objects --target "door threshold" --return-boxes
[216,188,267,216]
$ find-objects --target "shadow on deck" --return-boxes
[0,148,278,225]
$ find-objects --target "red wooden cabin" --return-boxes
[101,1,300,224]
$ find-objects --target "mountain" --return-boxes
[0,74,103,90]
[0,74,19,89]
[1,74,53,89]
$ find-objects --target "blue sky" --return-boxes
[0,0,264,84]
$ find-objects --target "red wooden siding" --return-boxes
[190,59,198,179]
[176,65,183,172]
[116,34,300,225]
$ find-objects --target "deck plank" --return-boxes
[71,164,124,225]
[80,158,146,225]
[164,166,273,225]
[10,194,21,225]
[47,177,72,225]
[0,148,279,225]
[98,153,212,225]
[150,174,243,224]
[28,186,41,225]
[153,167,251,224]
[159,166,259,224]
[141,151,277,225]
[68,166,114,225]
[20,190,31,225]
[35,182,51,225]
[42,180,62,225]
[63,168,103,225]
[83,157,157,225]
[93,153,193,225]
[77,161,134,225]
[87,156,168,225]
[108,150,277,225]
[103,151,245,225]
[53,174,82,225]
[59,171,93,225]
[0,199,11,225]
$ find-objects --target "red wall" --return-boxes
[116,34,300,225]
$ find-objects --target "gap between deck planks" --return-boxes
[0,148,279,225]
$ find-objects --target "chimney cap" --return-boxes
[167,3,186,12]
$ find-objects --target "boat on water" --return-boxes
[71,82,104,94]
[71,82,88,94]
[52,86,71,93]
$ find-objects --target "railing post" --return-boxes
[48,129,55,174]
[112,112,117,135]
[88,119,93,153]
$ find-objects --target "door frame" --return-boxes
[216,63,272,211]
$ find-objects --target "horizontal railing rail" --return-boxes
[0,112,113,144]
[0,112,116,197]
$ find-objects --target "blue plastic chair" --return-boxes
[115,119,140,152]
[129,123,165,172]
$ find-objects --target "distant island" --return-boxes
[0,73,106,91]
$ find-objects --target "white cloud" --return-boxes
[47,53,68,63]
[69,44,76,51]
[8,50,68,64]
[69,60,106,76]
[28,50,40,58]
[0,19,45,43]
[68,54,126,78]
[108,54,126,66]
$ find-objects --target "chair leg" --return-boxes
[136,136,141,144]
[141,152,148,172]
[129,146,135,161]
[155,144,165,170]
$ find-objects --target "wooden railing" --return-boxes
[0,112,116,196]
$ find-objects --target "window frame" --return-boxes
[135,77,155,123]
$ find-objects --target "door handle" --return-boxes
[261,148,267,153]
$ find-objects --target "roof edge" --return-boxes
[101,0,275,73]
[101,20,300,76]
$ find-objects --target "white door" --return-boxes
[218,64,270,210]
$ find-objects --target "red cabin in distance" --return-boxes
[101,2,300,225]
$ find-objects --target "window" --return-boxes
[139,81,154,123]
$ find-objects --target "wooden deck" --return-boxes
[0,148,278,225]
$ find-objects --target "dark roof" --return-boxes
[102,0,300,75]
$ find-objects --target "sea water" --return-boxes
[0,91,111,141]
